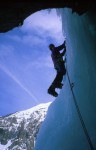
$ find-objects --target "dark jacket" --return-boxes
[51,43,66,70]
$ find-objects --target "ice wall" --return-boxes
[34,8,96,150]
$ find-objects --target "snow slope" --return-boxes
[0,102,51,150]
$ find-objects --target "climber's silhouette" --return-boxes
[48,41,66,97]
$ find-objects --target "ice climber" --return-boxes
[48,41,66,97]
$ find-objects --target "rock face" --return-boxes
[0,102,51,150]
[0,1,95,32]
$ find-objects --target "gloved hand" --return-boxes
[63,40,66,48]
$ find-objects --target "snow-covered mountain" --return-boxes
[0,102,51,150]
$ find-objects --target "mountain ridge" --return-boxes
[0,102,51,150]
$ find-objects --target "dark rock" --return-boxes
[0,1,95,32]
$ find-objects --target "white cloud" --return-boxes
[22,9,62,34]
[22,34,47,47]
[8,30,48,47]
[8,35,21,42]
[25,55,53,70]
[0,44,14,58]
[9,9,63,46]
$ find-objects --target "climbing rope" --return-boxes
[66,69,94,150]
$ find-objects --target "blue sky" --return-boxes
[0,9,64,116]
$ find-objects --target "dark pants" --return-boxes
[52,62,66,87]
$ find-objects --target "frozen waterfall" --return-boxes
[34,8,96,150]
